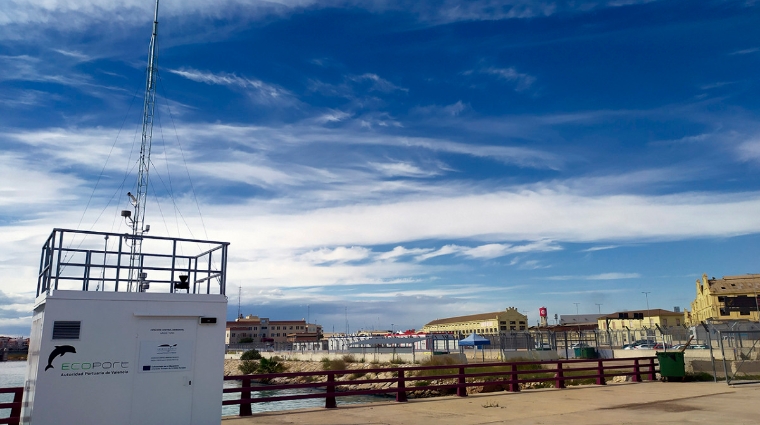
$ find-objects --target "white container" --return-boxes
[22,290,226,425]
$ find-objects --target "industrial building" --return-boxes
[226,315,321,344]
[686,274,760,325]
[597,309,684,331]
[421,307,528,336]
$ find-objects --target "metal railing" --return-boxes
[223,357,658,416]
[37,228,229,296]
[0,387,22,425]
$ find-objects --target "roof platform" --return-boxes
[36,228,229,297]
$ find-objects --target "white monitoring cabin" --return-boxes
[22,229,229,425]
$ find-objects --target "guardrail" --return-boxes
[0,387,22,425]
[223,357,658,416]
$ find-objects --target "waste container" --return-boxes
[656,351,685,381]
[580,347,597,359]
[573,347,582,358]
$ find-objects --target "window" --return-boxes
[518,321,525,325]
[231,333,236,337]
[510,326,516,330]
[261,326,268,330]
[519,326,526,330]
[499,326,506,330]
[676,319,680,326]
[500,321,506,325]
[509,321,516,325]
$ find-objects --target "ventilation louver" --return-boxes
[52,321,81,340]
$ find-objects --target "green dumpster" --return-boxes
[580,347,597,359]
[573,347,582,358]
[656,351,685,381]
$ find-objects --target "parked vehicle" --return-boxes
[634,342,656,350]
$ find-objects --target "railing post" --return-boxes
[10,387,22,425]
[456,366,467,397]
[396,369,408,402]
[647,357,656,381]
[632,359,642,382]
[596,359,606,385]
[325,372,337,408]
[508,363,520,392]
[555,361,565,389]
[239,378,252,417]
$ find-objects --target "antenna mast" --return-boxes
[128,0,160,291]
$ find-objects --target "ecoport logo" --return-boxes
[45,345,76,371]
[44,345,129,376]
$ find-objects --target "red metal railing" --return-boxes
[223,356,658,416]
[0,387,23,425]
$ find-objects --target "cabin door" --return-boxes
[130,318,197,424]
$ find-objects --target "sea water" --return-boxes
[0,362,382,418]
[0,361,26,418]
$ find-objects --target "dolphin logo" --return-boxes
[45,345,76,371]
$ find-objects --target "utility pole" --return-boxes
[125,0,160,291]
[574,303,580,315]
[595,303,602,314]
[237,286,241,319]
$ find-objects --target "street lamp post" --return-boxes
[574,303,580,315]
[595,303,602,314]
[642,292,652,329]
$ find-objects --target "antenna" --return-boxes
[127,0,160,291]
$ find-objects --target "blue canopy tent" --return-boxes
[458,333,491,361]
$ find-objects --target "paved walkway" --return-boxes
[222,381,760,424]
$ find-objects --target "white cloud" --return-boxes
[482,67,537,92]
[299,246,372,264]
[348,73,408,93]
[581,245,619,252]
[167,68,296,106]
[376,246,434,261]
[546,273,641,281]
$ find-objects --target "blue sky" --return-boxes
[2,0,760,336]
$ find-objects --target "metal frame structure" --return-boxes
[717,329,760,385]
[37,228,228,297]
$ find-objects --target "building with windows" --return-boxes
[597,309,684,331]
[225,315,322,344]
[421,307,528,336]
[686,274,760,325]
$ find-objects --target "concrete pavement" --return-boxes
[222,381,759,424]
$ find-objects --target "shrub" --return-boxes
[350,372,366,379]
[257,357,286,374]
[238,360,258,375]
[413,380,431,387]
[238,337,254,343]
[342,354,357,363]
[389,357,406,365]
[324,358,347,371]
[241,349,262,361]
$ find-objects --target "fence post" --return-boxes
[632,359,642,382]
[239,378,252,417]
[457,366,467,397]
[10,387,22,425]
[396,369,408,402]
[555,361,565,389]
[508,363,520,392]
[325,372,337,408]
[647,357,656,381]
[596,360,606,385]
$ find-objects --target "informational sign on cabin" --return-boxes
[138,340,194,372]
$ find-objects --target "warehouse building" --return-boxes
[686,274,760,325]
[421,307,528,336]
